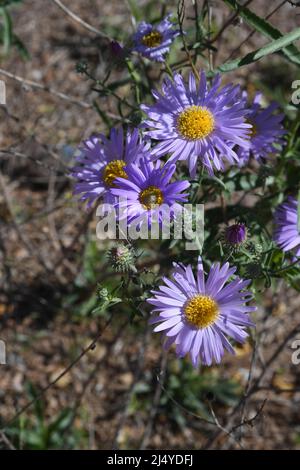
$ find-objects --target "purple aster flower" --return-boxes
[132,14,180,62]
[111,158,190,228]
[238,92,286,167]
[71,127,150,208]
[147,257,256,367]
[141,70,251,176]
[225,223,247,246]
[274,196,300,257]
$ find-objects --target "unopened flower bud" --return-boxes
[107,244,136,273]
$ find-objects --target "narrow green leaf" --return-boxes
[297,190,300,233]
[126,0,142,21]
[223,0,300,66]
[13,33,30,59]
[0,0,23,6]
[93,100,112,127]
[0,7,12,55]
[203,175,227,190]
[218,27,300,73]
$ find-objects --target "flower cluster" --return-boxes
[71,13,295,368]
[71,127,150,208]
[72,70,286,201]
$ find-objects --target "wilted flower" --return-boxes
[109,40,124,57]
[141,70,251,176]
[109,40,126,64]
[147,257,256,367]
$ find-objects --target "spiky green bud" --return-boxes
[107,244,136,273]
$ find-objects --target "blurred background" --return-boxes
[0,0,300,450]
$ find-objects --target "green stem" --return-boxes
[126,58,142,104]
[164,61,174,79]
[269,257,300,275]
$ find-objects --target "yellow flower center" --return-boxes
[141,30,163,48]
[103,160,127,187]
[177,106,215,140]
[184,295,219,329]
[139,186,164,210]
[245,119,257,138]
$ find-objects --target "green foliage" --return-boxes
[5,0,300,450]
[161,364,241,425]
[218,27,300,73]
[130,361,241,428]
[43,0,300,451]
[72,0,300,343]
[6,383,87,449]
[223,0,300,66]
[61,238,103,319]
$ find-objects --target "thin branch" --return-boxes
[209,0,254,44]
[51,0,112,40]
[177,0,200,80]
[157,381,215,426]
[1,315,113,430]
[238,333,259,440]
[140,351,168,449]
[0,431,15,450]
[0,67,128,121]
[0,170,55,274]
[208,402,244,449]
[231,399,267,432]
[0,67,92,109]
[225,0,288,61]
[249,322,300,395]
[206,0,214,71]
[61,319,129,440]
[0,148,67,173]
[112,326,151,449]
[204,321,300,449]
